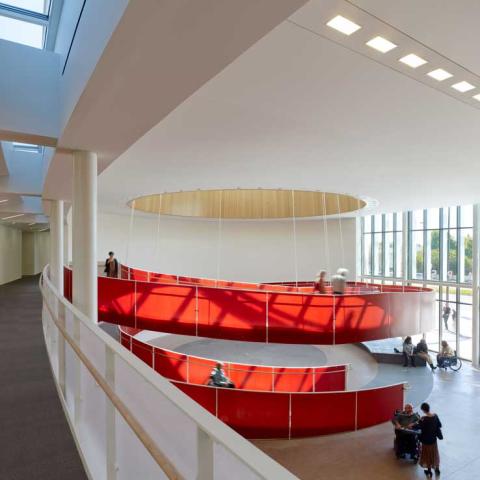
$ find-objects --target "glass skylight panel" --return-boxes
[326,15,361,35]
[0,14,44,48]
[451,81,475,93]
[366,36,397,53]
[427,68,453,82]
[472,94,480,101]
[399,54,428,68]
[12,142,42,153]
[1,0,50,14]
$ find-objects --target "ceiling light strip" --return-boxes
[1,213,24,220]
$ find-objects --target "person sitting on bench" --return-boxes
[402,336,415,367]
[208,362,235,388]
[416,339,436,371]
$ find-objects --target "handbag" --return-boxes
[436,416,443,440]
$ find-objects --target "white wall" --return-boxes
[0,40,60,138]
[97,212,356,283]
[22,231,51,276]
[0,224,22,285]
[56,0,129,130]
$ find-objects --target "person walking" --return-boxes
[314,270,327,294]
[442,303,451,331]
[331,268,348,295]
[418,402,442,477]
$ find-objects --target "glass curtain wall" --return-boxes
[361,205,473,360]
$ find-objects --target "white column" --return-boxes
[72,151,97,322]
[472,204,480,368]
[402,212,408,286]
[49,199,64,294]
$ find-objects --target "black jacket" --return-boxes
[419,414,442,445]
[104,258,119,276]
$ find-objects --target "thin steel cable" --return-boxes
[154,195,163,267]
[337,193,345,269]
[322,192,331,278]
[126,199,136,267]
[291,190,299,288]
[216,191,223,285]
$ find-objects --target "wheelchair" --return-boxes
[393,428,420,463]
[437,351,462,371]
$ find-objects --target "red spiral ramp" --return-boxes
[119,326,405,439]
[62,265,435,344]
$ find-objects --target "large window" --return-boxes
[361,212,403,279]
[361,205,474,360]
[0,1,52,49]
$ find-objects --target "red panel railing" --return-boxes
[173,381,404,439]
[119,326,347,393]
[67,265,435,344]
[117,327,402,439]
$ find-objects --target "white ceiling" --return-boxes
[350,0,480,76]
[98,0,480,217]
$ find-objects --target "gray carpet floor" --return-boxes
[0,275,86,480]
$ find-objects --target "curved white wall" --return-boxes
[95,212,356,283]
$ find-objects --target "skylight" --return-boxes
[2,1,50,14]
[12,142,43,153]
[0,1,52,49]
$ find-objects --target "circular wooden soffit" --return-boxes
[128,189,366,219]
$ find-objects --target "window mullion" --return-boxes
[0,3,48,26]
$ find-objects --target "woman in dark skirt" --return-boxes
[418,402,442,477]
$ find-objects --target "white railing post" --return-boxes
[196,428,214,480]
[73,315,82,427]
[105,345,117,480]
[58,301,66,397]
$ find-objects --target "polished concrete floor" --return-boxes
[0,276,86,480]
[255,363,480,479]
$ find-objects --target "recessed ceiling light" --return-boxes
[399,54,428,68]
[472,94,480,101]
[326,15,361,35]
[1,213,24,220]
[427,68,453,81]
[366,36,397,53]
[451,81,475,93]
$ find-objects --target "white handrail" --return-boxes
[41,266,297,480]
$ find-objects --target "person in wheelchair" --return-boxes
[437,340,454,368]
[208,362,235,388]
[392,404,421,460]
